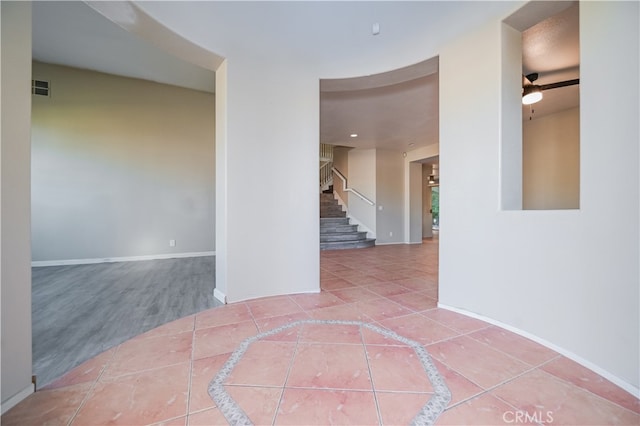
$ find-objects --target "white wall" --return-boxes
[375,150,404,244]
[440,1,639,392]
[102,0,637,391]
[1,1,34,411]
[347,148,377,237]
[216,57,320,302]
[31,62,215,263]
[523,107,580,209]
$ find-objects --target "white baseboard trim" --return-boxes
[1,383,34,415]
[438,303,640,399]
[213,288,227,305]
[32,251,216,267]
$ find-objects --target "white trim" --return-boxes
[213,288,227,305]
[31,251,215,267]
[1,383,34,415]
[438,303,640,399]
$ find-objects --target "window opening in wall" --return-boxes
[521,2,580,210]
[502,1,580,211]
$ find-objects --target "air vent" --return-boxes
[32,79,50,97]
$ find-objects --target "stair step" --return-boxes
[321,212,346,218]
[320,204,343,210]
[320,238,376,250]
[320,210,345,217]
[320,217,350,225]
[319,192,374,250]
[320,231,368,242]
[320,224,358,233]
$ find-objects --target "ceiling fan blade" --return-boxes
[540,78,579,91]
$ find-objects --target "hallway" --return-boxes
[3,240,638,425]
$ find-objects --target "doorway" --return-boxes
[421,158,439,239]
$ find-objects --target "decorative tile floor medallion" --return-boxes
[208,319,451,425]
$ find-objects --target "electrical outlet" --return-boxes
[169,239,176,247]
[389,231,393,237]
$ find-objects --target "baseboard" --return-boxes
[32,251,216,267]
[1,383,34,415]
[438,303,640,399]
[213,288,227,305]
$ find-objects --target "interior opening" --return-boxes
[502,0,580,211]
[522,2,580,210]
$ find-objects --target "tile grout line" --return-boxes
[359,324,384,426]
[184,316,197,423]
[66,342,121,426]
[271,319,302,426]
[526,357,640,416]
[443,360,551,413]
[532,356,640,415]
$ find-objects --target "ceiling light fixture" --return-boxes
[350,133,358,138]
[522,85,543,105]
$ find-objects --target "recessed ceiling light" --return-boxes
[408,143,415,147]
[350,133,358,138]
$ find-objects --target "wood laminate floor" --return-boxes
[32,256,220,387]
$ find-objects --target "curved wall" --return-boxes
[100,1,638,391]
[439,2,638,393]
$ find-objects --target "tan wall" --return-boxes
[31,62,215,261]
[375,150,404,244]
[1,1,34,408]
[523,107,580,210]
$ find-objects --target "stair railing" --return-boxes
[320,161,333,189]
[319,144,335,190]
[332,167,375,206]
[320,143,334,162]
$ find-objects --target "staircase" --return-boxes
[320,192,375,250]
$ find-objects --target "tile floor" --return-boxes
[3,238,639,425]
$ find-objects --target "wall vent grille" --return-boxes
[32,80,50,97]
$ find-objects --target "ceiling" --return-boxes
[520,1,580,120]
[32,1,216,93]
[320,58,439,152]
[31,1,579,155]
